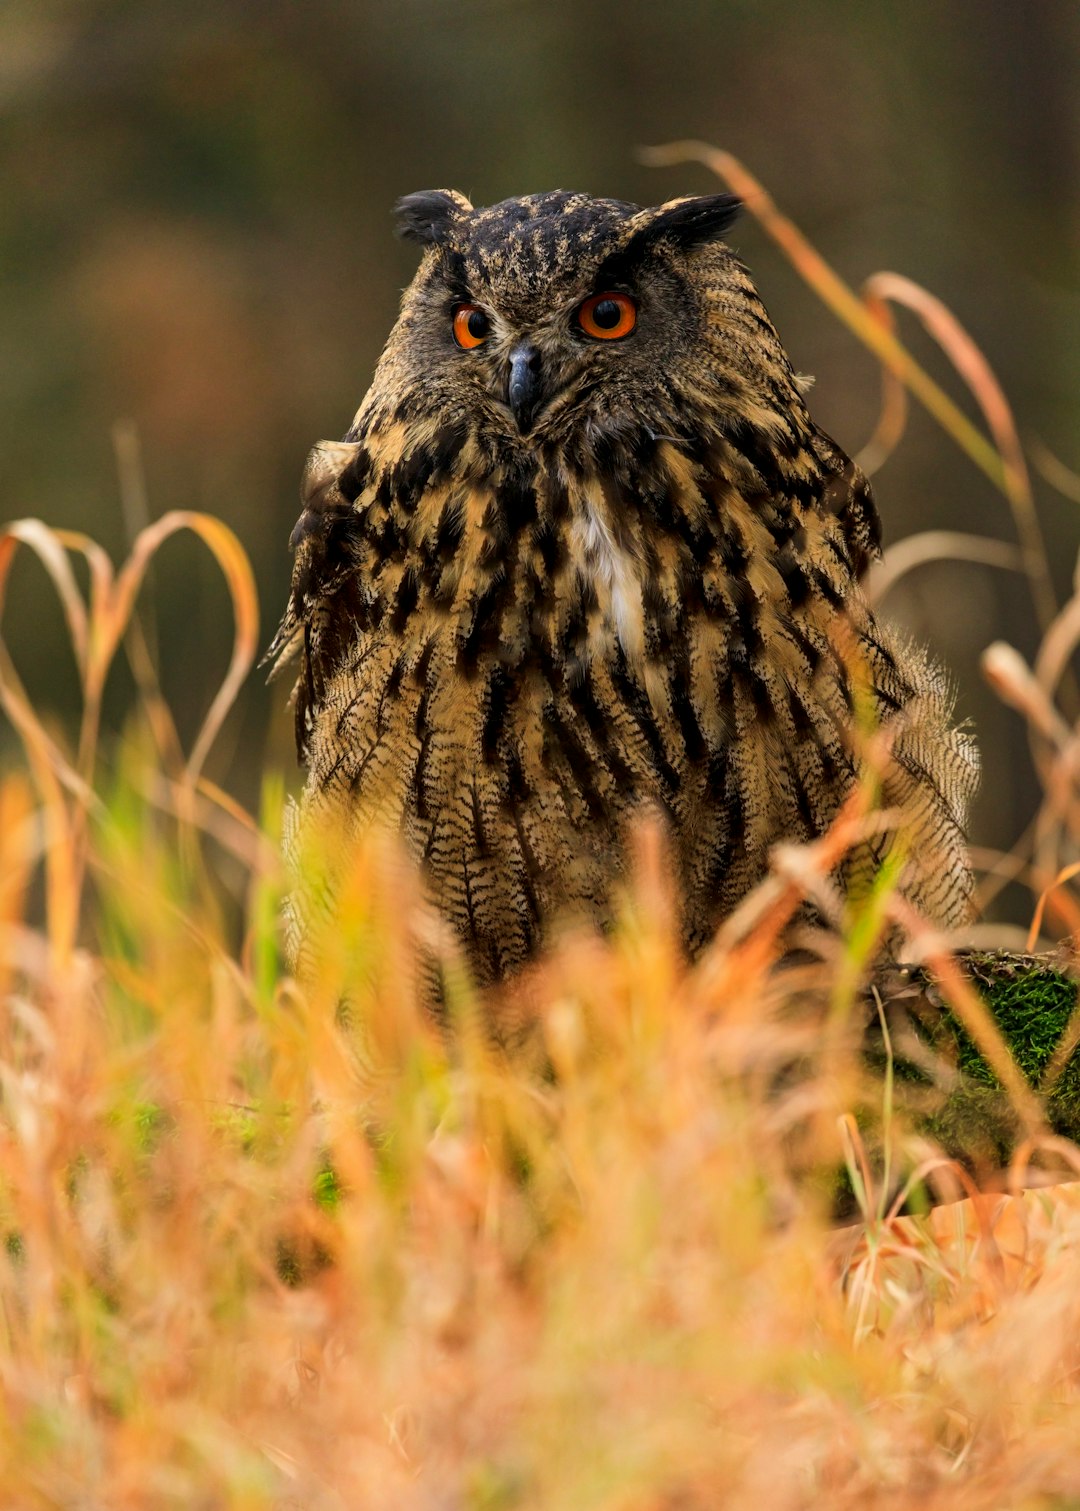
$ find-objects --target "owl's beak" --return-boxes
[507,342,544,433]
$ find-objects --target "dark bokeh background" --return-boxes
[2,0,1078,905]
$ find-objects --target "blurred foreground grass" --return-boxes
[1,151,1080,1508]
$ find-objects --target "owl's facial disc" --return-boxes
[450,299,550,432]
[448,288,642,433]
[388,188,744,443]
[501,293,636,432]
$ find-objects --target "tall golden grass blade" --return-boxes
[1034,563,1080,704]
[1029,436,1080,506]
[0,521,107,960]
[0,512,259,950]
[0,643,91,807]
[982,642,1072,750]
[0,646,80,960]
[641,147,1011,481]
[1025,861,1080,954]
[122,611,187,778]
[641,143,1056,631]
[127,770,275,871]
[0,773,34,999]
[46,533,123,838]
[110,511,259,787]
[110,422,186,773]
[852,289,908,475]
[0,521,126,786]
[867,530,1022,604]
[0,520,90,675]
[861,270,1054,634]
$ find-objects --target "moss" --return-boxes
[878,951,1080,1170]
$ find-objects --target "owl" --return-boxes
[271,188,978,992]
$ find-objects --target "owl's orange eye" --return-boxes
[452,303,491,349]
[577,292,637,341]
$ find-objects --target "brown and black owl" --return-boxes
[270,188,978,989]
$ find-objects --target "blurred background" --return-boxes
[1,0,1078,919]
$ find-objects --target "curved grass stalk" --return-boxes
[642,142,1057,634]
[0,511,259,958]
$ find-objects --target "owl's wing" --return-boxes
[808,428,882,579]
[265,441,367,759]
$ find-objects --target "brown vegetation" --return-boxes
[1,152,1079,1509]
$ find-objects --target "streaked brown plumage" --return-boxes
[271,188,977,991]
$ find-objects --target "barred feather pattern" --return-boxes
[273,190,977,989]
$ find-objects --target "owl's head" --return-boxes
[359,187,803,450]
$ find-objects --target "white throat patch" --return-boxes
[572,491,643,657]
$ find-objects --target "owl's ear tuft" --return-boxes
[616,193,743,267]
[394,189,474,247]
[594,192,742,286]
[637,193,742,252]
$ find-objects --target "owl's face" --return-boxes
[368,189,751,450]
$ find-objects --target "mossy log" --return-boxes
[869,950,1080,1173]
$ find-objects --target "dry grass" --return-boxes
[1,150,1079,1508]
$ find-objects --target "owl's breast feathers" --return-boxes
[274,398,976,980]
